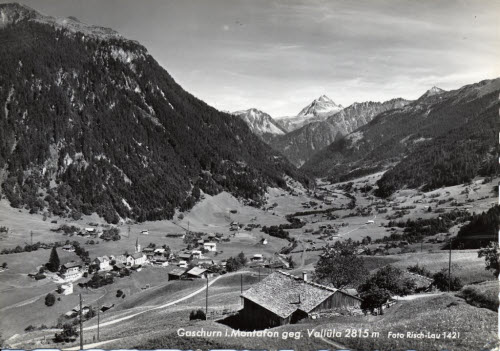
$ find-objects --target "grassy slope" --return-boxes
[329,294,498,351]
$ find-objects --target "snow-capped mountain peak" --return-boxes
[419,86,446,100]
[232,108,285,136]
[298,95,343,118]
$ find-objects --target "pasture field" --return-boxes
[1,174,498,350]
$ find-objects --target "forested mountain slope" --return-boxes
[267,98,410,167]
[302,78,500,195]
[0,3,310,223]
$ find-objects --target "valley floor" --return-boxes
[0,174,498,350]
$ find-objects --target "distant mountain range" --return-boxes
[0,3,310,223]
[275,95,343,132]
[267,98,411,166]
[302,78,500,195]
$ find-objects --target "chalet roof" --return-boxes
[341,288,359,296]
[186,267,207,276]
[178,253,192,259]
[62,261,81,269]
[95,256,109,263]
[241,271,360,319]
[204,242,216,246]
[130,252,145,259]
[168,268,187,277]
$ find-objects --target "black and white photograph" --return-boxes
[0,1,499,350]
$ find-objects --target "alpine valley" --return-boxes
[0,3,499,351]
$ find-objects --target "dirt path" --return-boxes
[9,271,251,349]
[395,292,444,301]
[83,271,247,331]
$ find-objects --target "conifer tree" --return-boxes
[46,247,60,272]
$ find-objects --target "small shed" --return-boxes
[185,267,207,279]
[168,268,187,281]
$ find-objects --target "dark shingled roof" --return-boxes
[168,268,187,277]
[241,271,361,319]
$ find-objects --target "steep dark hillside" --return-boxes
[268,98,410,167]
[302,78,500,194]
[265,121,340,167]
[0,4,310,223]
[453,205,499,249]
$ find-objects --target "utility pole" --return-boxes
[97,304,100,341]
[258,267,261,282]
[127,226,130,239]
[30,231,33,246]
[79,294,83,350]
[205,276,208,318]
[240,273,243,306]
[448,237,452,292]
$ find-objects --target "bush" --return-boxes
[25,325,36,332]
[101,227,121,241]
[359,265,415,296]
[360,286,391,315]
[432,270,463,291]
[189,309,206,320]
[45,293,56,307]
[407,263,432,277]
[457,283,499,311]
[54,323,78,343]
[116,289,123,298]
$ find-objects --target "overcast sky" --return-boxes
[5,0,500,116]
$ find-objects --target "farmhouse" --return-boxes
[203,242,217,252]
[178,253,192,262]
[127,252,147,266]
[58,282,73,295]
[191,250,203,259]
[115,255,127,264]
[168,268,187,280]
[240,271,362,329]
[60,262,82,280]
[185,267,207,279]
[62,245,75,252]
[153,257,169,266]
[94,256,110,270]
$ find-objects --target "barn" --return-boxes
[240,271,362,329]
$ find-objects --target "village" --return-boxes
[0,173,498,350]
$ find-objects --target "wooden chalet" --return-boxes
[240,271,362,329]
[185,267,207,279]
[168,267,187,281]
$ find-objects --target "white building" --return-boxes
[60,262,82,281]
[203,242,217,252]
[191,250,203,259]
[127,252,147,266]
[59,282,73,295]
[94,256,110,270]
[251,254,264,262]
